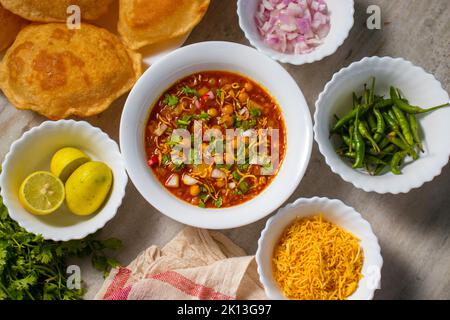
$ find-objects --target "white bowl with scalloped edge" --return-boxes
[0,120,127,241]
[237,0,354,65]
[314,56,450,194]
[256,197,383,300]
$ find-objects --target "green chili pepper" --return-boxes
[331,104,371,134]
[392,105,414,146]
[378,136,390,150]
[369,143,397,157]
[366,155,387,166]
[373,108,385,142]
[390,86,399,100]
[352,92,360,109]
[390,151,409,175]
[352,108,365,169]
[387,132,409,150]
[344,151,356,158]
[383,112,407,144]
[374,99,393,109]
[387,109,399,124]
[369,78,375,105]
[358,121,380,153]
[374,154,394,176]
[394,99,449,114]
[342,135,353,148]
[382,144,398,155]
[374,164,386,176]
[348,124,354,152]
[387,133,418,160]
[367,113,377,132]
[408,114,423,152]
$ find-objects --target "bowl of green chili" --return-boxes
[314,56,450,193]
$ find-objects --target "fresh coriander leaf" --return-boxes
[232,170,242,181]
[250,108,262,118]
[193,112,210,121]
[164,94,179,107]
[213,197,223,208]
[173,162,186,172]
[238,163,250,171]
[198,201,206,208]
[199,193,209,201]
[181,86,199,97]
[176,114,192,128]
[162,154,171,166]
[0,189,122,300]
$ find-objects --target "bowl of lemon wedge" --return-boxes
[0,120,127,241]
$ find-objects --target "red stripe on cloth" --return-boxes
[104,286,132,300]
[149,271,235,300]
[103,267,132,300]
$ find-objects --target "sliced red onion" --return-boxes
[206,91,215,100]
[165,174,179,188]
[211,169,226,179]
[154,123,168,137]
[182,174,199,186]
[255,0,330,54]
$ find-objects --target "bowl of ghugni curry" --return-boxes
[120,41,313,229]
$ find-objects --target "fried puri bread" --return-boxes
[118,0,210,50]
[0,4,26,52]
[0,0,113,22]
[0,23,142,119]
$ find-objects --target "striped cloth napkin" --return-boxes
[95,227,267,300]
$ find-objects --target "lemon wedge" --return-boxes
[19,171,65,215]
[50,147,90,182]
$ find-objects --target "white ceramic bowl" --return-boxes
[237,0,354,65]
[256,197,383,300]
[0,120,128,241]
[314,56,450,193]
[120,41,313,229]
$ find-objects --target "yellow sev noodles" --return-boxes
[272,215,363,300]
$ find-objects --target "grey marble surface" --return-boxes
[0,0,449,300]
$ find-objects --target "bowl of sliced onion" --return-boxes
[237,0,354,65]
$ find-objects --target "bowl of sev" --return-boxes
[256,197,382,300]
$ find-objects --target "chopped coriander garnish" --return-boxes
[173,162,185,172]
[167,134,182,147]
[199,193,209,201]
[238,180,250,194]
[176,114,192,128]
[237,120,251,131]
[193,112,210,121]
[181,86,199,97]
[261,162,274,175]
[250,107,262,118]
[212,197,223,208]
[161,154,171,166]
[164,94,179,107]
[198,201,206,208]
[232,170,242,181]
[216,89,223,98]
[238,163,250,171]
